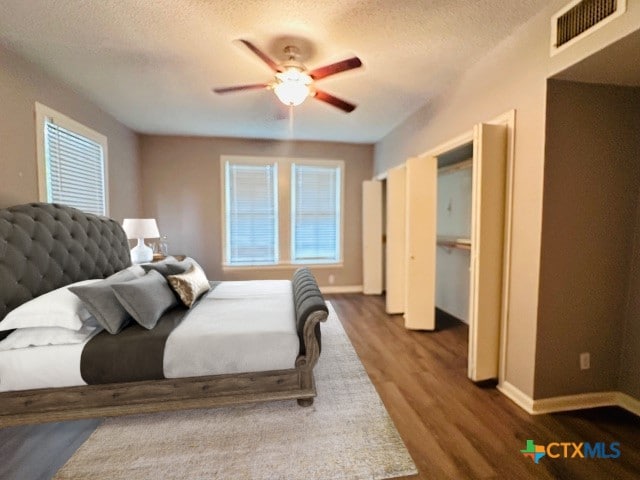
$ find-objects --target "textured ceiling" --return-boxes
[0,0,549,143]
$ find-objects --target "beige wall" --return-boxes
[536,80,640,398]
[139,135,373,287]
[374,1,640,398]
[0,45,140,220]
[620,115,640,400]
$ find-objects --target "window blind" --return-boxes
[291,164,341,263]
[44,119,106,216]
[225,162,279,265]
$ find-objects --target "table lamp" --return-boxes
[122,218,160,264]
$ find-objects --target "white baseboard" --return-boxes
[617,392,640,416]
[320,285,363,294]
[497,381,535,414]
[531,391,618,415]
[497,382,640,417]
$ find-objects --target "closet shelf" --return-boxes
[437,236,471,250]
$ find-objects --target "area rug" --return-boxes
[55,302,417,480]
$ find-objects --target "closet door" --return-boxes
[468,123,508,381]
[404,156,437,330]
[386,166,406,314]
[362,180,383,294]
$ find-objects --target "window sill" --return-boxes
[223,262,343,271]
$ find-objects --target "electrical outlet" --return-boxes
[328,274,335,285]
[580,352,590,370]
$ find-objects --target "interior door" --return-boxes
[362,180,383,295]
[404,156,437,330]
[386,165,406,314]
[468,123,508,381]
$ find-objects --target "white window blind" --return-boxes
[225,162,279,265]
[291,164,341,263]
[44,119,106,216]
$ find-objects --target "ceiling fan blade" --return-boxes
[238,39,280,72]
[313,89,357,113]
[212,83,270,94]
[309,57,362,80]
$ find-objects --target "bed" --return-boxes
[0,203,328,427]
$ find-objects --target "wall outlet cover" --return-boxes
[580,352,590,370]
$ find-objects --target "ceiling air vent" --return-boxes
[551,0,627,55]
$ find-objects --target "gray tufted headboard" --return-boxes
[0,203,131,322]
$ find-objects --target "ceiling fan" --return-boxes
[213,40,363,113]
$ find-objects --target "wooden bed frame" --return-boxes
[0,203,328,427]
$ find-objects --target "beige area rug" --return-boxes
[55,302,417,480]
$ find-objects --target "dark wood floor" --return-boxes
[329,293,640,480]
[1,293,639,479]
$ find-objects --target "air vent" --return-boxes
[551,0,627,55]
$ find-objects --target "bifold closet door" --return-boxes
[385,166,406,314]
[362,180,383,294]
[404,156,437,330]
[468,123,508,381]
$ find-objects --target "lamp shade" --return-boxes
[273,68,312,106]
[122,218,160,239]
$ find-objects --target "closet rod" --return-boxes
[437,236,471,251]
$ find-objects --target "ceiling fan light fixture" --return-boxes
[273,67,313,106]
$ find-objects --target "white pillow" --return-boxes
[0,279,101,331]
[0,324,100,351]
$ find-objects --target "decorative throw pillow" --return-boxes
[69,269,141,334]
[111,270,179,330]
[0,279,101,332]
[167,264,211,308]
[140,257,190,277]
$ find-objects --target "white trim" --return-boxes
[374,171,388,181]
[532,391,618,415]
[320,285,363,294]
[222,262,343,271]
[486,109,516,386]
[498,381,535,414]
[618,393,640,417]
[35,102,109,216]
[497,382,640,417]
[550,0,627,56]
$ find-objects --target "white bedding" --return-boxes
[0,333,98,392]
[164,281,298,378]
[0,280,299,392]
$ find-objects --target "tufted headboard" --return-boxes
[0,203,131,322]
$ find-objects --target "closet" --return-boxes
[362,167,407,314]
[362,117,511,381]
[435,147,473,325]
[403,123,508,381]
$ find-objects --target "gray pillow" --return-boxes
[111,270,179,330]
[69,269,140,334]
[140,257,190,277]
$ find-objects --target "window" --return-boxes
[291,164,341,263]
[224,161,279,265]
[222,156,344,267]
[36,103,108,216]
